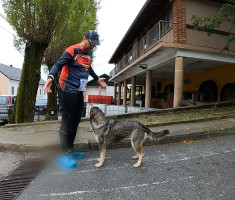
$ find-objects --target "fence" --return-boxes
[0,105,49,124]
[84,103,158,118]
[0,106,13,124]
[0,104,158,124]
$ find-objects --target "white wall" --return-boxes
[36,84,47,99]
[105,86,114,97]
[85,87,99,102]
[9,80,19,96]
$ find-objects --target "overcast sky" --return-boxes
[0,0,146,81]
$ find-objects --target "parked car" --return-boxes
[0,95,16,124]
[35,98,60,116]
[35,99,47,113]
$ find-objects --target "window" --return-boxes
[11,87,14,95]
[164,6,172,23]
[0,96,9,105]
[12,96,16,104]
[163,6,172,32]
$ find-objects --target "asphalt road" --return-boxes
[16,134,235,200]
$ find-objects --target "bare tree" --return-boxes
[43,0,99,120]
[2,0,88,122]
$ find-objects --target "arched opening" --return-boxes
[220,83,235,101]
[164,84,174,108]
[199,80,218,102]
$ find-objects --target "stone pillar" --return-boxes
[123,79,127,106]
[173,57,184,108]
[117,82,122,105]
[114,83,117,103]
[145,70,152,108]
[130,76,136,106]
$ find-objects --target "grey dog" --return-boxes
[90,106,170,168]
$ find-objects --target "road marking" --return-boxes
[52,162,130,175]
[51,149,235,175]
[82,157,112,162]
[144,149,235,164]
[40,176,195,197]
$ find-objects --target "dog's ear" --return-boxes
[90,106,97,118]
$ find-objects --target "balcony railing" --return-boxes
[109,20,174,79]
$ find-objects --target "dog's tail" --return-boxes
[148,129,170,140]
[140,123,170,140]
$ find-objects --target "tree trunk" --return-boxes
[12,41,48,123]
[45,64,58,120]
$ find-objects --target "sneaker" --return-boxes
[59,154,77,167]
[68,151,85,159]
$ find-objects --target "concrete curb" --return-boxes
[147,114,235,127]
[1,125,234,152]
[2,113,235,135]
[1,101,235,152]
[84,127,235,151]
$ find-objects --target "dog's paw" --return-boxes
[132,155,138,160]
[95,163,103,168]
[133,163,141,168]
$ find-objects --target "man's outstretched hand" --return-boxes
[97,77,107,88]
[44,79,53,93]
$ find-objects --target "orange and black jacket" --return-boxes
[49,43,99,93]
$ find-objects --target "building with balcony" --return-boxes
[109,0,235,108]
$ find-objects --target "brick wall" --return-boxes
[173,0,186,44]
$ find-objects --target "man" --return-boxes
[44,30,107,167]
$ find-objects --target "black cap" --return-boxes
[85,30,100,46]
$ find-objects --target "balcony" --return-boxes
[109,20,174,79]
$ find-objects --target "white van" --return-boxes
[0,95,16,124]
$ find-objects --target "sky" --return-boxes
[0,0,146,81]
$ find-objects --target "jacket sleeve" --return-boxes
[89,67,99,81]
[48,47,74,80]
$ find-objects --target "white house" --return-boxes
[84,74,114,102]
[0,63,47,99]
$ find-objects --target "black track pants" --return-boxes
[59,90,84,151]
